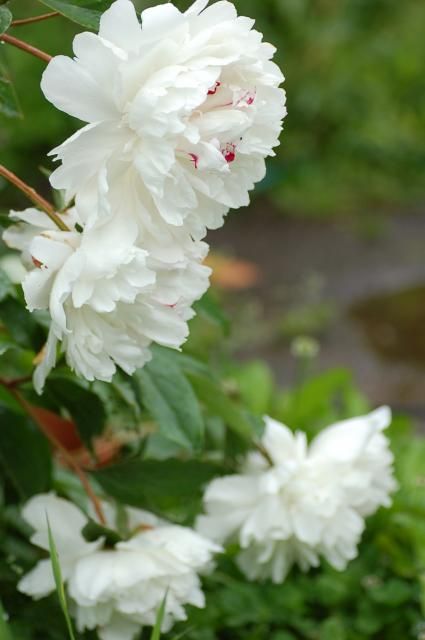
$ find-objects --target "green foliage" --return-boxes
[0,599,14,640]
[133,346,204,451]
[44,376,106,448]
[93,458,221,522]
[0,407,52,498]
[39,0,112,29]
[0,6,12,34]
[150,595,167,640]
[47,518,76,640]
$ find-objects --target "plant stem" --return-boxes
[255,441,274,466]
[15,388,106,525]
[0,33,52,63]
[11,12,60,27]
[0,165,70,231]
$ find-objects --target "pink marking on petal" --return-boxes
[32,257,44,269]
[208,81,221,95]
[188,153,199,169]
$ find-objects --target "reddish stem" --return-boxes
[0,164,69,231]
[11,12,60,27]
[0,33,52,63]
[1,382,106,525]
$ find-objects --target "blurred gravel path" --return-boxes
[210,204,425,424]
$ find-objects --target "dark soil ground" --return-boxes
[210,203,425,426]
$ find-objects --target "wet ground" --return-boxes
[210,203,425,425]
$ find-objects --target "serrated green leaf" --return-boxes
[0,406,52,498]
[93,458,221,513]
[44,377,106,448]
[38,0,111,29]
[0,6,12,35]
[133,347,204,451]
[47,518,76,640]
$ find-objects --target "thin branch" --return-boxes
[0,165,69,232]
[3,384,106,525]
[11,12,60,27]
[0,33,52,64]
[254,441,274,466]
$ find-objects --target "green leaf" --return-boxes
[0,297,43,349]
[150,594,167,640]
[93,458,221,512]
[187,372,256,442]
[0,406,52,498]
[45,377,106,448]
[0,56,21,119]
[0,6,12,35]
[0,334,16,356]
[133,347,204,451]
[38,0,111,29]
[0,600,13,640]
[47,518,76,640]
[232,361,274,415]
[0,268,14,302]
[82,517,123,546]
[194,292,230,334]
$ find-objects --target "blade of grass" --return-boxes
[0,600,13,640]
[150,593,167,640]
[46,516,76,640]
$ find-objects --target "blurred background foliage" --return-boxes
[2,0,425,215]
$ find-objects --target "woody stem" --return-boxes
[11,12,60,27]
[0,164,69,231]
[0,33,52,63]
[6,385,106,525]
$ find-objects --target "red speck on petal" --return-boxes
[188,153,199,169]
[208,81,221,95]
[222,143,236,164]
[32,257,44,269]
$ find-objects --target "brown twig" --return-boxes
[0,375,33,389]
[255,441,274,466]
[0,33,52,63]
[0,164,69,232]
[11,12,60,27]
[1,382,106,525]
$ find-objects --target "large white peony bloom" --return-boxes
[41,0,286,238]
[19,494,221,640]
[197,408,397,583]
[3,196,210,392]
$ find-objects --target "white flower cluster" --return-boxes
[197,407,397,583]
[18,494,220,640]
[3,0,286,391]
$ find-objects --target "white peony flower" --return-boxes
[40,0,286,238]
[18,493,103,599]
[18,494,221,640]
[197,407,397,583]
[3,198,210,392]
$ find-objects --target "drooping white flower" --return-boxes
[3,197,210,392]
[18,494,221,640]
[41,0,286,238]
[197,407,397,583]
